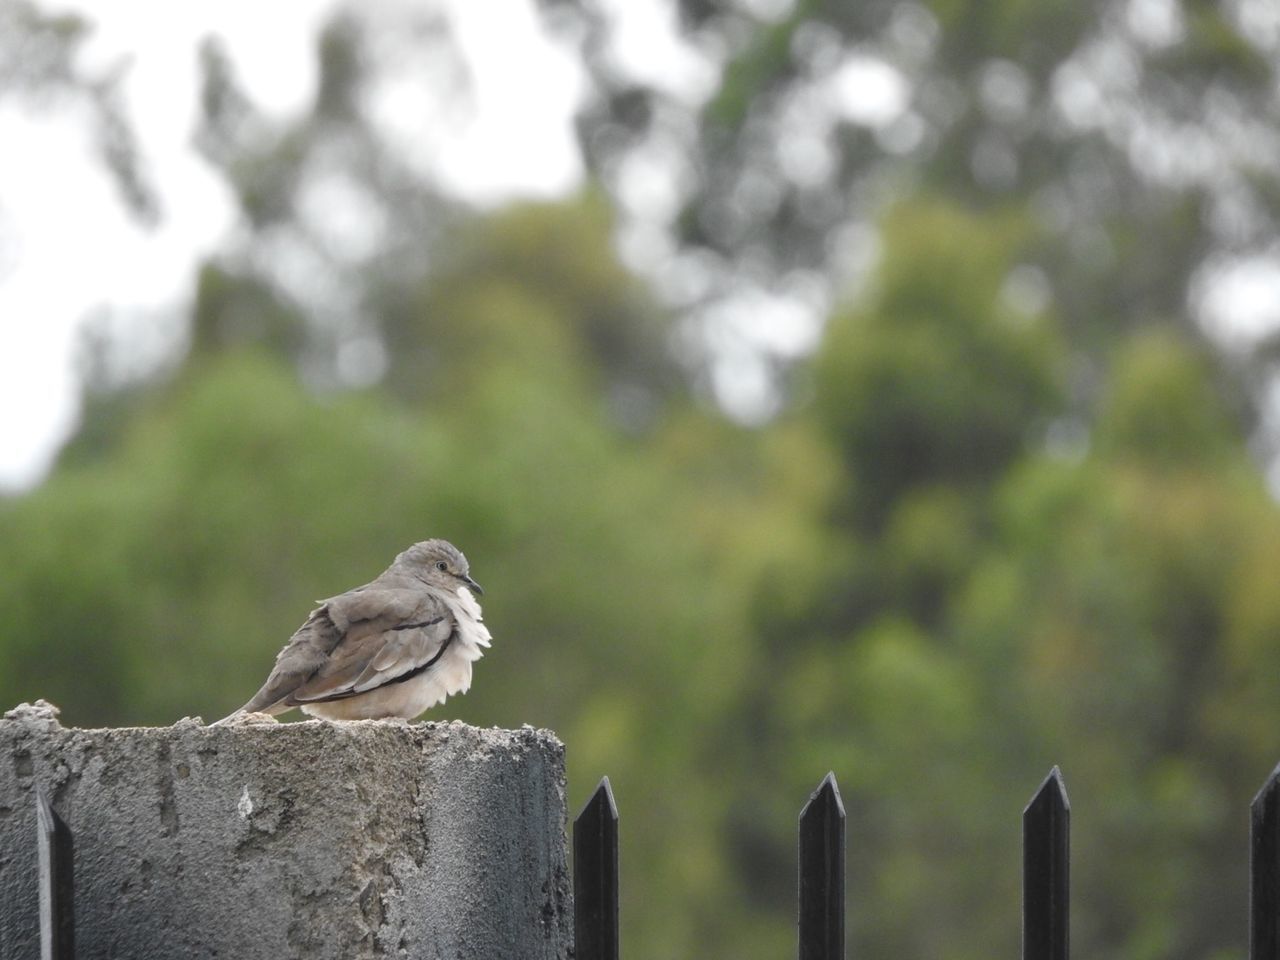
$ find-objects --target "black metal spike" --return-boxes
[1023,766,1069,960]
[36,789,75,960]
[799,771,845,960]
[1252,762,1280,960]
[574,776,619,960]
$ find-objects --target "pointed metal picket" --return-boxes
[1252,763,1280,960]
[1023,767,1069,960]
[799,772,845,960]
[574,777,619,960]
[36,789,75,960]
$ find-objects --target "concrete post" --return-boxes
[0,701,572,960]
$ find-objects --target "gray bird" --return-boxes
[217,539,491,722]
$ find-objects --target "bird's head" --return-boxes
[396,539,484,596]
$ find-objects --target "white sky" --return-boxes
[0,0,586,490]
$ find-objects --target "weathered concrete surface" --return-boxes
[0,700,571,960]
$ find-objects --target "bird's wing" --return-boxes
[228,604,342,716]
[324,577,420,631]
[284,589,455,705]
[228,583,443,716]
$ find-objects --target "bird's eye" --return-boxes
[435,560,448,572]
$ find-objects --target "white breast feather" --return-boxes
[301,586,492,720]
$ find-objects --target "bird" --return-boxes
[216,539,491,723]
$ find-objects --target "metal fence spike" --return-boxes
[1024,766,1069,960]
[1251,762,1280,960]
[799,772,845,960]
[574,777,619,960]
[36,789,75,960]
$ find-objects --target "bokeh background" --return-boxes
[5,1,1280,958]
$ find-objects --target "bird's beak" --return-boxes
[462,575,484,596]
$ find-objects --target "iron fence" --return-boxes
[27,762,1280,959]
[572,764,1280,960]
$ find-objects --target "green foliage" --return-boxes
[815,202,1063,528]
[382,195,681,413]
[704,6,807,132]
[973,440,1280,959]
[1095,332,1238,468]
[925,0,1088,68]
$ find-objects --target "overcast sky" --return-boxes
[0,0,590,490]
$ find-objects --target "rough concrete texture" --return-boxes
[0,700,571,960]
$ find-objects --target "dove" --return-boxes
[217,539,491,722]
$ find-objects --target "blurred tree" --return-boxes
[558,0,1280,432]
[971,331,1280,960]
[707,200,1280,960]
[0,0,156,221]
[5,4,1280,960]
[813,201,1062,531]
